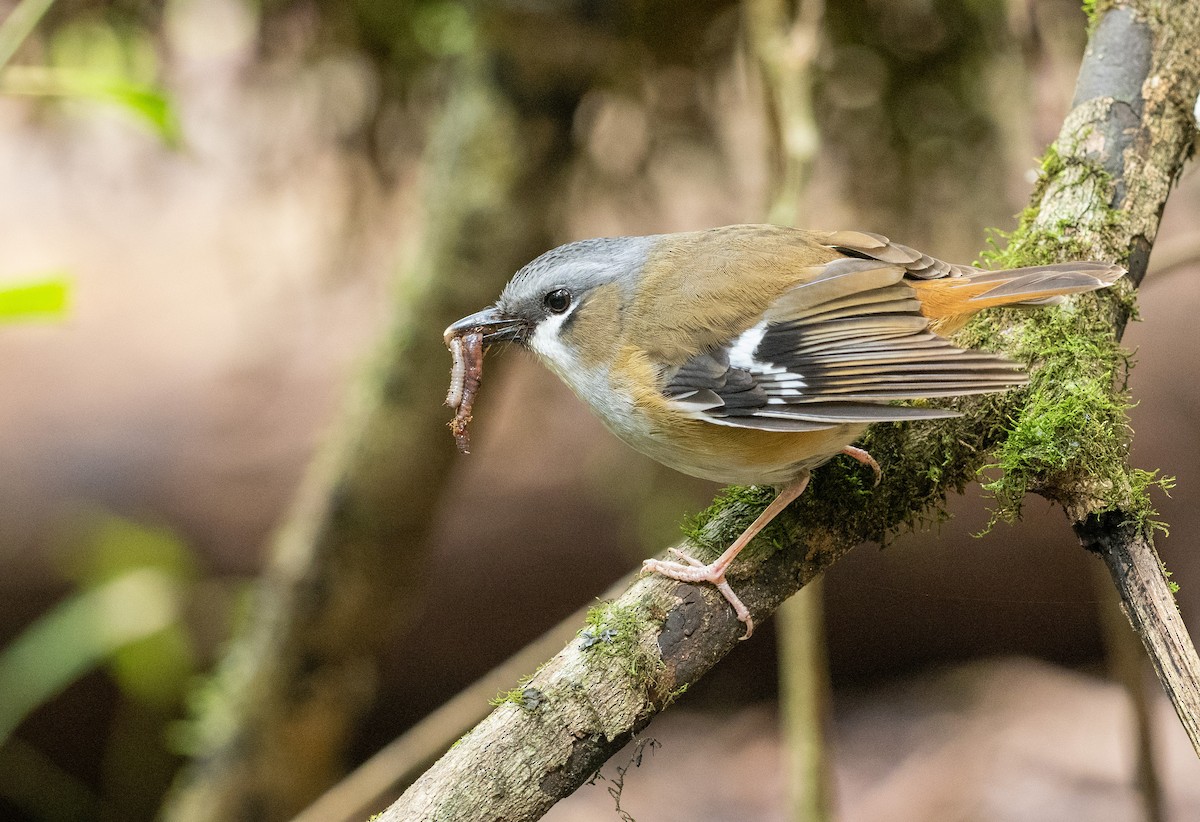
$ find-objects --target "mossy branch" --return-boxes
[378,3,1200,819]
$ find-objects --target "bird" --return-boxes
[443,224,1124,638]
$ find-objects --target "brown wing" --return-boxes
[632,224,1111,431]
[810,229,974,279]
[624,225,843,365]
[662,256,1027,432]
[811,228,1124,333]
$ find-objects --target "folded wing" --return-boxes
[662,257,1028,432]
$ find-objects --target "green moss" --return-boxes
[679,457,884,564]
[981,143,1125,272]
[662,683,689,708]
[489,673,542,709]
[580,602,660,682]
[1079,0,1117,30]
[485,602,665,716]
[966,248,1166,534]
[680,485,777,557]
[963,118,1171,534]
[1161,562,1180,595]
[488,685,524,707]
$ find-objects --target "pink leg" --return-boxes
[841,445,881,486]
[643,473,811,639]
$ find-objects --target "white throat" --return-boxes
[527,310,646,440]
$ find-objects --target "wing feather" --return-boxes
[662,256,1025,431]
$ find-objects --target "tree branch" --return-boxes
[379,2,1200,819]
[995,2,1200,754]
[1080,514,1200,771]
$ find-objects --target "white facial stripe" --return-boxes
[528,308,578,374]
[528,306,648,440]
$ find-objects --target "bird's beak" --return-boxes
[443,306,528,348]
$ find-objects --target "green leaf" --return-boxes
[0,274,69,322]
[60,512,197,588]
[56,513,199,706]
[0,66,181,147]
[0,568,182,745]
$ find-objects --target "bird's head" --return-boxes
[443,235,657,379]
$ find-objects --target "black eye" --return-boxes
[543,289,572,313]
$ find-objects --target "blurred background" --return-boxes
[1,0,1198,820]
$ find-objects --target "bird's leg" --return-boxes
[841,445,881,486]
[642,473,811,639]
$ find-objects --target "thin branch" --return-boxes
[1078,514,1200,755]
[1090,559,1165,822]
[745,1,833,819]
[0,0,58,71]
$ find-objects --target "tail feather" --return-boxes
[963,262,1124,304]
[912,261,1125,333]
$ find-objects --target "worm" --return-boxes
[446,337,465,408]
[446,330,484,454]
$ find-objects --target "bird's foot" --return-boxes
[643,548,754,639]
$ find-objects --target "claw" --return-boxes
[841,445,882,486]
[644,552,754,639]
[641,473,812,641]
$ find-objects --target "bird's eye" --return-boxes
[543,289,572,314]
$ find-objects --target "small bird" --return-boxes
[444,225,1123,637]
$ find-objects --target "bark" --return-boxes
[1036,2,1200,756]
[380,2,1200,819]
[1078,514,1200,758]
[1091,560,1165,822]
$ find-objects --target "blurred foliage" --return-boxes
[0,275,70,322]
[0,65,181,144]
[0,514,205,820]
[1,0,181,144]
[0,738,98,822]
[55,514,200,708]
[815,0,1020,245]
[166,583,256,760]
[0,0,172,350]
[407,0,476,58]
